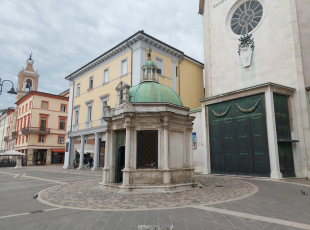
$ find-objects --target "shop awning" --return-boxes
[51,149,65,153]
[0,150,26,156]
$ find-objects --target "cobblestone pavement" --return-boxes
[1,167,310,230]
[18,165,103,176]
[39,175,257,210]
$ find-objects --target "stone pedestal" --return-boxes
[14,157,22,169]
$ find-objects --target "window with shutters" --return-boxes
[61,104,66,112]
[40,117,47,131]
[38,135,45,143]
[59,119,65,130]
[103,68,109,83]
[76,83,80,96]
[58,136,64,144]
[41,101,48,110]
[87,106,92,121]
[156,57,163,75]
[88,77,93,90]
[121,59,127,76]
[75,110,79,125]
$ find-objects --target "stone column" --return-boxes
[102,124,111,184]
[63,137,74,169]
[188,127,193,169]
[46,149,52,165]
[92,132,100,171]
[122,118,131,186]
[202,105,211,174]
[163,115,171,185]
[78,135,85,170]
[63,80,74,169]
[265,89,282,179]
[27,148,34,166]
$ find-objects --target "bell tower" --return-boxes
[16,53,39,101]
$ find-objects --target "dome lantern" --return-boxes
[140,48,158,83]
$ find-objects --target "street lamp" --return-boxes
[0,78,17,95]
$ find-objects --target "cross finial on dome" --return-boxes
[27,52,33,62]
[147,47,152,60]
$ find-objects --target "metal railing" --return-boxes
[22,127,50,135]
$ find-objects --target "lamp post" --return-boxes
[0,78,17,95]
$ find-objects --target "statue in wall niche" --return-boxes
[238,34,255,68]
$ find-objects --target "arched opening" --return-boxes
[23,79,34,91]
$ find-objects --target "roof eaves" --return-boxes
[65,30,188,81]
[65,30,144,80]
[184,55,204,66]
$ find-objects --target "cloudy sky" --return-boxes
[0,0,203,110]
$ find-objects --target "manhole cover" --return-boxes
[29,210,44,214]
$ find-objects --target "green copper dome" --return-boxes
[129,82,183,106]
[142,59,156,67]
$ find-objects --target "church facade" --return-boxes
[199,0,310,178]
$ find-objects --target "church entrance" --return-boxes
[209,94,271,177]
[115,131,126,183]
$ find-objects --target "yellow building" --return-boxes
[63,30,204,170]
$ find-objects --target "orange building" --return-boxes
[14,91,69,166]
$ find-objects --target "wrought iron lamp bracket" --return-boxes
[0,78,17,95]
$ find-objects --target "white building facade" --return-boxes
[0,111,9,152]
[199,0,310,178]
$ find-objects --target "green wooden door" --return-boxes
[209,94,270,177]
[274,94,295,178]
[115,130,126,183]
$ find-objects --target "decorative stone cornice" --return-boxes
[19,70,40,77]
[84,99,94,105]
[99,93,110,99]
[69,124,106,137]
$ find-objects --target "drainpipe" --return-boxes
[178,56,184,97]
[27,93,34,164]
[127,41,133,86]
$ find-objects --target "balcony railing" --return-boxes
[22,127,50,135]
[12,131,18,138]
[4,136,9,142]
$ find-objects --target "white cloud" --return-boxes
[0,0,203,109]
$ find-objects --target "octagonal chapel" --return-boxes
[101,49,195,193]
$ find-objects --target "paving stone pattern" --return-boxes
[207,179,310,226]
[40,175,256,210]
